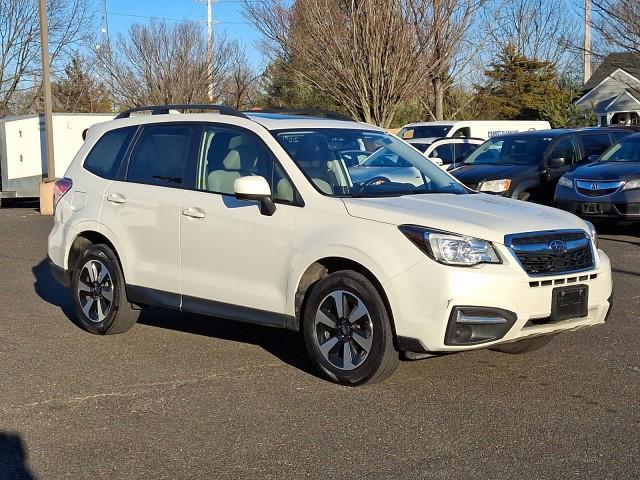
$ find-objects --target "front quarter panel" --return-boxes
[287,203,426,317]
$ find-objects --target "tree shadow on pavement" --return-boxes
[0,433,37,480]
[31,258,315,376]
[137,308,316,376]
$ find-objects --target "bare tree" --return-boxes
[221,42,261,110]
[242,0,443,127]
[591,0,640,53]
[481,0,581,73]
[426,0,486,120]
[95,21,233,108]
[0,0,91,115]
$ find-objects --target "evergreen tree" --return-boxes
[475,45,566,121]
[52,56,112,113]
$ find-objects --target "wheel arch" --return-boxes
[292,257,398,341]
[66,230,124,285]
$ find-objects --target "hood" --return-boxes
[571,161,640,181]
[452,164,538,183]
[341,193,587,244]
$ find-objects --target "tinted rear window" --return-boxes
[84,127,136,179]
[126,125,197,187]
[581,134,612,158]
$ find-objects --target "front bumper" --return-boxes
[555,186,640,220]
[384,245,613,353]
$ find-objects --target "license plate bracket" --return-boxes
[582,203,603,214]
[551,285,588,322]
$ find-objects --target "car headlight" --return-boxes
[585,220,599,249]
[399,226,501,266]
[558,176,573,189]
[622,179,640,191]
[479,179,511,193]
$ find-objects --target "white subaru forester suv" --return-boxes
[48,105,613,385]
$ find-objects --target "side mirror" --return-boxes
[586,154,600,162]
[233,176,276,216]
[549,157,567,168]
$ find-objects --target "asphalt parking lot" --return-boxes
[0,207,639,479]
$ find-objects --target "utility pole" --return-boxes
[583,0,592,84]
[207,0,214,102]
[38,0,55,181]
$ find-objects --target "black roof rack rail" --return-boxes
[115,104,249,120]
[253,108,353,122]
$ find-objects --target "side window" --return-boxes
[580,134,612,160]
[126,124,197,187]
[429,144,454,164]
[612,130,632,141]
[197,126,296,204]
[549,138,579,164]
[84,127,136,179]
[454,143,478,164]
[451,127,470,138]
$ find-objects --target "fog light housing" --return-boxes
[445,307,517,346]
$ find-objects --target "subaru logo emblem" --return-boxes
[590,183,599,190]
[549,240,568,253]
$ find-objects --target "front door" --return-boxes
[179,124,297,326]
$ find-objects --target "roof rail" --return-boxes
[114,104,249,120]
[254,108,353,122]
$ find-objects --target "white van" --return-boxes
[398,120,551,141]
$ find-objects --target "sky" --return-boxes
[97,0,265,68]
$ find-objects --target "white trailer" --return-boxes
[0,113,113,202]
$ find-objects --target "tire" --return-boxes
[70,243,139,335]
[517,191,531,202]
[491,335,554,354]
[302,270,399,385]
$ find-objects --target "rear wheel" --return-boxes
[302,271,399,385]
[71,244,139,335]
[491,335,554,354]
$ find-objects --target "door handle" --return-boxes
[106,193,126,204]
[181,207,206,219]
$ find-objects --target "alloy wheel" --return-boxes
[314,290,373,370]
[77,260,114,323]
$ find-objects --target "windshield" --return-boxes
[599,137,640,162]
[274,128,467,197]
[463,136,553,165]
[398,125,452,140]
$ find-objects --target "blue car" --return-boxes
[555,133,640,222]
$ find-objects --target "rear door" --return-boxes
[101,123,200,306]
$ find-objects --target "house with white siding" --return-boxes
[575,52,640,127]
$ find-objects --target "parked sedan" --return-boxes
[451,128,633,203]
[555,133,640,222]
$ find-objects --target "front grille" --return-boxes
[576,180,624,197]
[505,230,594,276]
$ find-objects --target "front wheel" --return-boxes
[302,271,399,385]
[71,244,139,335]
[491,335,554,354]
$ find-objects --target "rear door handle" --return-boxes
[106,193,126,204]
[181,207,206,219]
